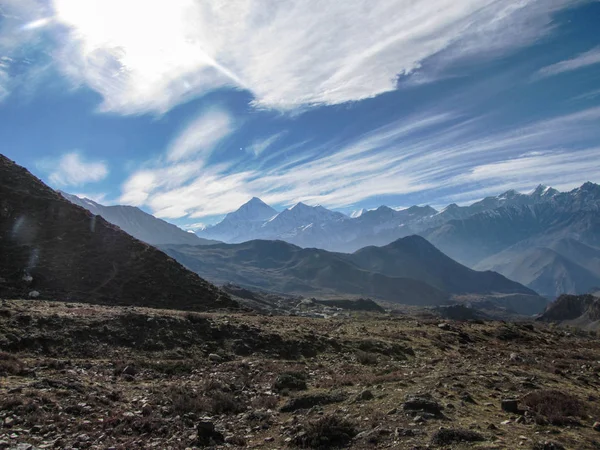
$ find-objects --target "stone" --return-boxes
[273,372,308,392]
[28,290,40,298]
[122,365,137,376]
[197,421,224,446]
[208,353,223,362]
[403,395,443,416]
[501,399,519,414]
[386,408,397,415]
[355,389,374,402]
[593,422,600,432]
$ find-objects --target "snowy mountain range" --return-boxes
[198,183,596,252]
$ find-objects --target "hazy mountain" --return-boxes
[476,245,600,298]
[423,184,600,298]
[161,239,450,306]
[160,235,546,313]
[60,192,219,246]
[0,154,236,311]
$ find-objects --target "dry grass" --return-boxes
[522,390,585,425]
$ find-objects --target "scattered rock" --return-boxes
[532,441,566,450]
[593,421,600,432]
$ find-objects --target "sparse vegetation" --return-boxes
[291,415,357,449]
[430,428,485,445]
[522,390,585,425]
[355,350,378,365]
[1,299,599,449]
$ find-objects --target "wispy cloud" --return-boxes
[36,0,580,114]
[43,152,109,187]
[118,104,600,220]
[167,108,233,163]
[535,46,600,79]
[247,132,286,157]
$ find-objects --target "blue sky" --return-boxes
[1,0,599,228]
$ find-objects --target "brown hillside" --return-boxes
[0,155,236,311]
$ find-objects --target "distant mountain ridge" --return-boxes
[160,235,546,315]
[60,192,219,246]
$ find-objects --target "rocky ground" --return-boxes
[1,299,600,449]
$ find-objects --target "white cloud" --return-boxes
[43,0,580,114]
[46,152,108,187]
[536,46,600,79]
[167,108,233,163]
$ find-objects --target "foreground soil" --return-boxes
[1,300,599,449]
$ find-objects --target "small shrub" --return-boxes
[167,386,244,416]
[252,395,279,410]
[292,415,357,449]
[210,391,243,415]
[168,387,210,415]
[522,390,584,426]
[431,428,485,446]
[355,350,378,365]
[0,352,25,376]
[274,371,308,392]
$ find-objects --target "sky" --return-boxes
[1,0,599,229]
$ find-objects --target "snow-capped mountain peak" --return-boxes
[223,197,277,223]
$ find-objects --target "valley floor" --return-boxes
[1,300,599,449]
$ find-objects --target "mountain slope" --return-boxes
[350,235,537,295]
[159,236,544,312]
[160,240,450,306]
[0,155,236,311]
[60,192,218,246]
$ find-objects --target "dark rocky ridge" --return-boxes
[0,154,237,311]
[538,294,600,329]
